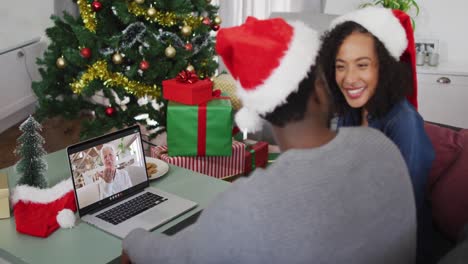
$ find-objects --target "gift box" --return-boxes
[167,98,233,156]
[151,141,246,179]
[243,140,269,175]
[151,140,269,179]
[162,71,213,105]
[0,173,10,219]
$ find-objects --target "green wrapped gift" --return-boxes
[167,98,233,156]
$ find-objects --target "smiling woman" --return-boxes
[317,7,435,263]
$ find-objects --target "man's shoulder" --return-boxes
[339,126,395,145]
[337,127,405,163]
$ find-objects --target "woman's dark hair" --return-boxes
[263,65,325,127]
[317,21,412,119]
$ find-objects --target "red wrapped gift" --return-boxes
[162,70,213,105]
[243,140,269,175]
[151,141,245,179]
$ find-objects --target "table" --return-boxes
[0,149,231,264]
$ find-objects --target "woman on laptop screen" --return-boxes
[98,144,132,199]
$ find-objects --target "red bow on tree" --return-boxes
[176,70,199,84]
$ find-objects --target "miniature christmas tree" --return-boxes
[15,116,48,188]
[32,0,220,140]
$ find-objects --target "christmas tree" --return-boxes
[32,0,220,139]
[15,116,48,188]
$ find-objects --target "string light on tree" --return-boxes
[181,25,192,36]
[56,56,66,69]
[164,45,176,58]
[80,47,92,59]
[112,52,123,64]
[91,1,103,12]
[135,0,145,4]
[139,60,150,71]
[105,106,116,116]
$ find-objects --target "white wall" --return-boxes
[0,1,53,53]
[413,0,468,64]
[218,0,322,28]
[323,0,468,64]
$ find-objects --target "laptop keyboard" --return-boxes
[96,192,167,225]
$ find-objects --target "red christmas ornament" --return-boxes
[202,17,211,26]
[139,60,150,70]
[92,1,103,12]
[184,43,193,51]
[212,24,220,31]
[79,47,92,59]
[105,106,115,116]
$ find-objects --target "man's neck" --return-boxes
[272,121,336,152]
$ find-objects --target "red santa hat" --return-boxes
[11,178,77,238]
[216,17,320,133]
[329,7,418,109]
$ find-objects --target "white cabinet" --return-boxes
[0,38,46,133]
[417,64,468,128]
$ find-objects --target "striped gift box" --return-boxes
[151,141,246,179]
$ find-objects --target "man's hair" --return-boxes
[263,65,322,127]
[317,21,412,118]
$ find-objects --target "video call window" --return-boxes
[69,133,148,208]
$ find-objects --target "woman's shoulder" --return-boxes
[385,99,424,128]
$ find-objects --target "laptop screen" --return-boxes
[67,126,149,216]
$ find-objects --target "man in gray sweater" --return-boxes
[122,17,416,263]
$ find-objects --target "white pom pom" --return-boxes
[235,107,263,133]
[57,209,76,229]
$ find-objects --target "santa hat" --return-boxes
[329,7,418,109]
[11,178,77,238]
[216,17,320,133]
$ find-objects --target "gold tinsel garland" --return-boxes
[70,60,160,98]
[77,0,97,33]
[78,0,202,33]
[127,2,201,28]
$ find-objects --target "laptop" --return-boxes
[67,125,197,239]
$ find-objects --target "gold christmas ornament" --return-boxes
[147,7,157,17]
[214,16,222,25]
[77,0,97,33]
[56,57,66,69]
[181,25,192,36]
[164,45,176,58]
[214,73,242,110]
[186,64,195,72]
[134,0,144,4]
[112,52,123,64]
[70,60,160,98]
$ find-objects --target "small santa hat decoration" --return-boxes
[216,17,320,133]
[11,178,77,238]
[329,7,418,109]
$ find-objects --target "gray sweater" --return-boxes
[123,127,416,263]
